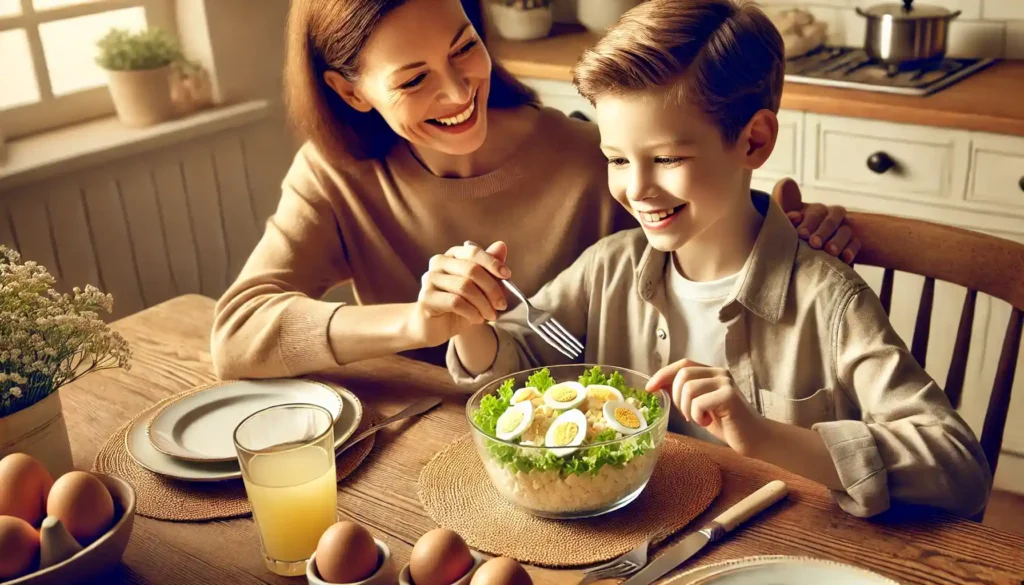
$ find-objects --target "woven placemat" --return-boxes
[93,382,375,522]
[418,434,722,568]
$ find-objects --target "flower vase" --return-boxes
[0,391,74,478]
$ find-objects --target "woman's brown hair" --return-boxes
[285,0,538,162]
[572,0,784,145]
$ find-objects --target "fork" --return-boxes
[577,538,651,585]
[463,241,584,360]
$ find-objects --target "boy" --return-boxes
[421,0,991,518]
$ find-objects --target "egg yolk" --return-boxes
[552,422,579,445]
[551,387,578,402]
[614,408,641,429]
[499,411,525,433]
[590,389,612,400]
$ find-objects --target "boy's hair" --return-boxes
[572,0,784,144]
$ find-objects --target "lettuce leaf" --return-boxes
[474,378,515,436]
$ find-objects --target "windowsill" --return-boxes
[0,99,271,192]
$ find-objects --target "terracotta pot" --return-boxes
[488,4,554,40]
[104,65,177,127]
[0,391,74,478]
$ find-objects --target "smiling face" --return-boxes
[324,0,492,156]
[595,89,768,253]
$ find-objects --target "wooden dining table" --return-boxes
[62,295,1024,585]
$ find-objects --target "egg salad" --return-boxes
[472,366,666,515]
[473,366,663,474]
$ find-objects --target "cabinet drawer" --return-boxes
[803,114,969,200]
[522,77,595,121]
[967,132,1024,210]
[756,109,803,182]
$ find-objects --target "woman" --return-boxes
[211,0,857,379]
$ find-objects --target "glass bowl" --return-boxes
[465,364,670,519]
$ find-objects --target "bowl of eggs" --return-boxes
[467,364,670,519]
[0,453,136,585]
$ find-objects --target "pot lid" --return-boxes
[859,1,957,19]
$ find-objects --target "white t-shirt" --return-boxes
[663,258,740,443]
[665,259,738,368]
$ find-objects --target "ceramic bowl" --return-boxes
[9,473,136,585]
[398,550,487,585]
[308,538,397,585]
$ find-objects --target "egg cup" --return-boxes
[398,549,487,585]
[308,538,397,585]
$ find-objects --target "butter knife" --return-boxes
[621,480,789,585]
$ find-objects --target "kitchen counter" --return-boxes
[490,27,1024,137]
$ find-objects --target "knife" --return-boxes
[621,480,789,585]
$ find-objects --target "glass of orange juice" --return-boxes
[233,404,338,576]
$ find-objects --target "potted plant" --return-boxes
[488,0,554,41]
[95,27,183,127]
[577,0,643,34]
[0,246,131,478]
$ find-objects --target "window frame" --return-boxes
[0,0,176,139]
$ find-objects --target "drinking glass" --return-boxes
[234,403,337,576]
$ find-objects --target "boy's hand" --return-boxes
[413,241,510,347]
[772,177,861,264]
[647,359,766,456]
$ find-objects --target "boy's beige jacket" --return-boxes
[448,199,992,517]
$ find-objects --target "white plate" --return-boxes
[668,556,900,585]
[126,381,363,482]
[147,379,344,462]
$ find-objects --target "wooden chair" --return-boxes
[773,178,1024,476]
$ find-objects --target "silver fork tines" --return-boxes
[577,539,651,585]
[463,241,584,360]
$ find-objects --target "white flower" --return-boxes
[9,387,22,398]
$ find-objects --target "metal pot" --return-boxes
[856,0,961,66]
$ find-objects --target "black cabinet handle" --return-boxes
[867,152,895,174]
[569,110,590,122]
[1019,176,1024,192]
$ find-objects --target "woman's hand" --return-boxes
[412,241,510,347]
[773,178,861,264]
[647,359,767,456]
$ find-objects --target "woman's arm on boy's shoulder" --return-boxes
[446,242,598,389]
[819,286,993,518]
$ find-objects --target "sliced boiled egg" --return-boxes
[544,409,588,457]
[511,387,540,404]
[586,384,624,403]
[495,401,534,441]
[543,381,586,410]
[603,400,648,435]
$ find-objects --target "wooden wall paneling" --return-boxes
[179,145,229,298]
[240,118,293,226]
[0,202,17,250]
[211,133,260,281]
[80,176,146,319]
[151,154,202,296]
[118,164,178,306]
[8,187,64,288]
[45,180,102,292]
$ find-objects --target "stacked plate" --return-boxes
[124,379,363,482]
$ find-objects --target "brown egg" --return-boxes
[409,528,474,585]
[0,453,54,526]
[0,515,40,579]
[46,471,114,545]
[315,521,379,583]
[469,558,532,585]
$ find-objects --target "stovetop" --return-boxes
[784,46,997,96]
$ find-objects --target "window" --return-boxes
[0,0,175,139]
